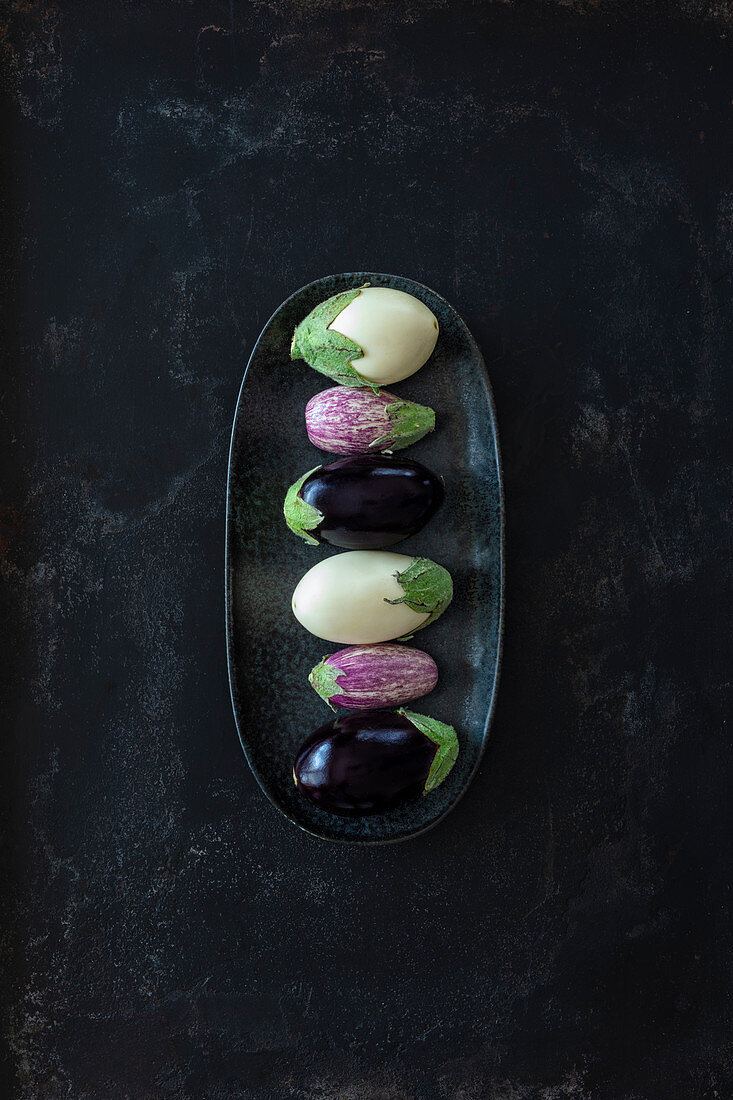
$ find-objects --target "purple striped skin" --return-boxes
[309,644,439,710]
[305,387,399,454]
[305,387,432,455]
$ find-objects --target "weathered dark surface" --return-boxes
[1,2,731,1097]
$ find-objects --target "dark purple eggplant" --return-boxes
[293,709,458,816]
[283,453,444,549]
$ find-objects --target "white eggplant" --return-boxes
[291,285,439,389]
[291,551,453,644]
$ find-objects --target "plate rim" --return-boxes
[225,271,505,844]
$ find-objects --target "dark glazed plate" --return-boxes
[226,273,504,843]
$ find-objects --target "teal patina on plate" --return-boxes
[226,273,504,843]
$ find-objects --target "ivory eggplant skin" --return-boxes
[291,285,439,388]
[291,552,453,644]
[309,644,439,710]
[293,709,459,816]
[284,453,444,549]
[305,387,435,455]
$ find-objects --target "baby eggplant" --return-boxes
[294,708,459,815]
[291,551,453,644]
[284,454,444,549]
[291,285,439,388]
[309,643,439,710]
[305,386,435,455]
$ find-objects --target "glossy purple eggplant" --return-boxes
[293,709,459,816]
[283,453,444,549]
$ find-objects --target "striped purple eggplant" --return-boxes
[309,643,439,710]
[305,386,435,455]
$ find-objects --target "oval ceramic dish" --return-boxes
[226,273,504,843]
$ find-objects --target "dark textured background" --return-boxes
[1,2,731,1097]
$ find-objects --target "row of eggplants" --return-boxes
[284,285,460,816]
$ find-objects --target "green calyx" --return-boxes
[283,466,323,546]
[398,708,459,793]
[385,557,453,636]
[371,398,436,451]
[290,284,378,391]
[308,656,344,710]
